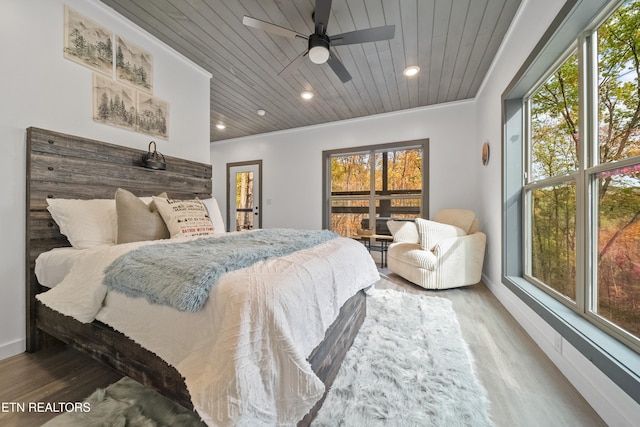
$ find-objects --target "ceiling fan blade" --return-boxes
[314,0,333,34]
[278,50,308,78]
[330,25,396,46]
[327,52,352,83]
[242,16,307,40]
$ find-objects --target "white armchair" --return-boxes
[386,209,486,289]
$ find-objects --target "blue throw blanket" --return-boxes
[103,229,338,312]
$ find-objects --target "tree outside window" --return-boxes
[327,144,426,238]
[526,0,640,341]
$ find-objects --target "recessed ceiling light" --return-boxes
[216,123,226,130]
[301,91,314,100]
[257,109,266,116]
[403,66,420,77]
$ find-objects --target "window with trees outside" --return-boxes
[523,0,640,351]
[323,140,428,238]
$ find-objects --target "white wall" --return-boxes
[0,0,211,360]
[475,0,640,426]
[211,101,477,231]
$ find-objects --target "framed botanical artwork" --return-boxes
[93,74,137,131]
[64,6,113,76]
[116,36,153,93]
[137,92,169,139]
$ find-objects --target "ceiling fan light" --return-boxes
[308,34,330,64]
[309,46,330,64]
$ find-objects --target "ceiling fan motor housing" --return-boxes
[308,33,331,64]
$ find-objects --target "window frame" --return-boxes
[522,47,582,307]
[321,139,429,233]
[522,0,640,353]
[502,0,640,405]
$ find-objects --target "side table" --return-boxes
[352,234,394,268]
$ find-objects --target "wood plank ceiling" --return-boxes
[99,0,522,142]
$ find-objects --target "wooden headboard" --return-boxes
[25,127,212,351]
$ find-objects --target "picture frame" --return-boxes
[93,73,137,131]
[136,92,169,139]
[64,6,113,76]
[116,36,153,93]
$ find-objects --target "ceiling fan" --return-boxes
[242,0,395,83]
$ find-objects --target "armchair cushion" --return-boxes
[388,243,437,270]
[433,209,476,234]
[387,220,419,244]
[415,218,465,251]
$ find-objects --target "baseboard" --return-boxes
[482,273,639,427]
[0,338,25,361]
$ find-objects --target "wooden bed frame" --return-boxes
[25,127,366,425]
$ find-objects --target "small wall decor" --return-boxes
[116,36,153,93]
[64,6,113,76]
[93,73,136,131]
[482,141,490,166]
[142,141,166,170]
[137,92,169,139]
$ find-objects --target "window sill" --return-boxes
[502,275,640,405]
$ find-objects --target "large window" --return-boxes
[522,0,640,350]
[323,140,428,237]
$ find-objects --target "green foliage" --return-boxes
[598,0,640,164]
[531,53,580,180]
[531,184,577,299]
[529,0,640,338]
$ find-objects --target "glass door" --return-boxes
[227,161,262,231]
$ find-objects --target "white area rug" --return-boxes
[312,289,494,427]
[44,289,493,427]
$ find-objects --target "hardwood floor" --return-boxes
[377,269,607,427]
[0,344,122,427]
[0,269,606,426]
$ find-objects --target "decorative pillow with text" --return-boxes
[152,196,215,239]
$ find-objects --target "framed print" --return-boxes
[137,92,169,139]
[93,74,136,131]
[64,6,113,76]
[116,36,153,93]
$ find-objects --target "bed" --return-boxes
[25,127,380,426]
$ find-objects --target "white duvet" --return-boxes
[36,233,379,426]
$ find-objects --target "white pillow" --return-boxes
[433,209,476,234]
[201,197,226,233]
[415,218,465,251]
[153,196,216,239]
[387,220,419,243]
[46,198,117,249]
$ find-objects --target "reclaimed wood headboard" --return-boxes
[25,127,212,351]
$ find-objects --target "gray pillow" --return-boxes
[115,188,170,244]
